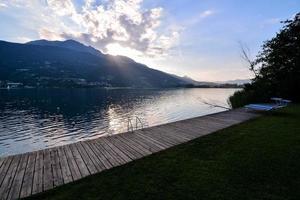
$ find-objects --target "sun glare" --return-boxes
[105,43,158,69]
[106,43,143,58]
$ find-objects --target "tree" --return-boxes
[238,41,258,77]
[230,13,300,108]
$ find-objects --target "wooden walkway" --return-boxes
[0,109,258,199]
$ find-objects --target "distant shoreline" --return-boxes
[0,85,243,90]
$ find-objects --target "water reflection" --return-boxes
[0,88,239,156]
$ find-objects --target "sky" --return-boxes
[0,0,299,82]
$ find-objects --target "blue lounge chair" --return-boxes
[245,104,277,111]
[245,97,291,111]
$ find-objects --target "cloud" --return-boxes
[264,18,280,25]
[2,0,179,58]
[260,17,281,28]
[39,28,64,40]
[0,0,33,8]
[199,10,214,18]
[0,2,7,8]
[16,36,32,43]
[185,9,215,26]
[46,0,76,16]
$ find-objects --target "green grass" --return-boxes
[27,105,300,200]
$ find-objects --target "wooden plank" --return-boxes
[127,133,163,153]
[20,152,37,199]
[32,150,44,195]
[169,124,208,138]
[86,141,113,169]
[204,115,241,124]
[154,126,192,141]
[151,131,186,145]
[95,139,127,165]
[169,121,210,134]
[0,155,21,200]
[134,131,170,149]
[92,140,121,167]
[134,132,169,150]
[146,127,186,144]
[168,124,201,138]
[119,134,152,155]
[43,148,53,191]
[141,129,181,146]
[200,116,231,126]
[169,125,199,139]
[57,146,73,184]
[187,119,225,132]
[116,135,152,157]
[105,136,141,160]
[104,139,131,164]
[7,153,29,200]
[209,112,254,122]
[141,129,178,148]
[101,137,132,163]
[69,144,90,178]
[80,141,106,172]
[180,118,225,132]
[164,124,200,139]
[0,157,13,188]
[0,157,5,169]
[138,130,177,147]
[75,142,98,175]
[180,121,220,132]
[171,121,204,134]
[50,149,63,187]
[63,145,82,181]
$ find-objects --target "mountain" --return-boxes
[179,75,202,85]
[179,76,217,86]
[26,39,103,57]
[170,74,217,86]
[217,79,251,85]
[0,40,188,88]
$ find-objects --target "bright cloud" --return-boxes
[260,18,281,28]
[0,0,179,58]
[106,43,143,57]
[16,36,32,43]
[47,0,76,16]
[0,2,7,8]
[199,10,215,18]
[185,9,215,26]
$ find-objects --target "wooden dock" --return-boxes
[0,109,258,199]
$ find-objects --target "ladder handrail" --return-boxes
[135,116,144,130]
[127,116,145,132]
[127,117,134,132]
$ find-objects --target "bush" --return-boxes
[229,89,253,108]
[229,13,300,108]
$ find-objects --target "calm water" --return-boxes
[0,88,239,156]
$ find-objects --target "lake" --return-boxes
[0,88,239,156]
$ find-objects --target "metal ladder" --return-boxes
[127,116,144,132]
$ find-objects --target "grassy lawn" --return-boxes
[27,105,300,200]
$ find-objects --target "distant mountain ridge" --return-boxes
[27,39,104,57]
[217,79,251,85]
[0,39,189,88]
[169,74,217,86]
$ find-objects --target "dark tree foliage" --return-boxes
[230,13,300,108]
